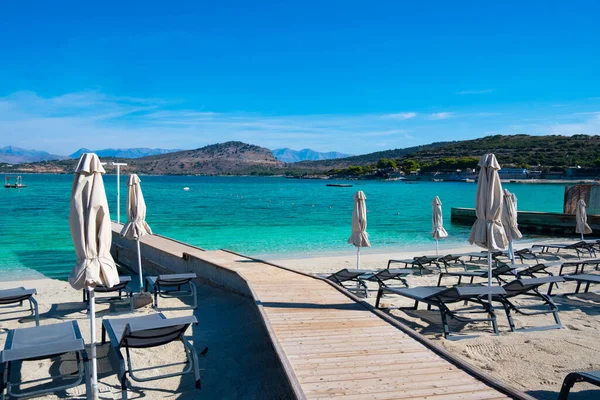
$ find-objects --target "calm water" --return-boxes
[0,174,565,280]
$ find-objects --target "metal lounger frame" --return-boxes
[558,370,600,400]
[0,288,39,327]
[0,321,90,400]
[358,269,411,297]
[387,256,441,275]
[326,269,369,297]
[532,241,596,259]
[102,313,201,400]
[145,275,198,309]
[375,286,504,338]
[493,277,564,332]
[82,278,132,304]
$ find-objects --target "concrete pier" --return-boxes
[451,207,600,235]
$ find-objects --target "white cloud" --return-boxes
[456,89,495,95]
[427,112,454,120]
[380,112,417,120]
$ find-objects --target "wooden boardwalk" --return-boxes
[188,250,517,400]
[116,228,525,399]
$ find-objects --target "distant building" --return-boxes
[564,167,600,179]
[498,168,529,179]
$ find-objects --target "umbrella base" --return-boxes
[132,291,153,309]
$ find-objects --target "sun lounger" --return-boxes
[145,273,198,309]
[1,321,90,399]
[532,241,596,259]
[375,285,505,338]
[387,256,441,275]
[102,313,201,399]
[510,248,540,264]
[436,263,518,286]
[324,269,371,297]
[493,276,564,332]
[558,258,600,276]
[558,370,600,400]
[461,251,504,262]
[0,287,39,326]
[82,276,132,304]
[359,269,412,296]
[553,274,600,294]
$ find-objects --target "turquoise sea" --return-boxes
[1,174,565,280]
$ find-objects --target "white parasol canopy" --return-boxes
[469,154,507,252]
[575,199,592,240]
[68,153,119,397]
[120,174,152,289]
[348,190,370,269]
[501,189,522,264]
[431,196,448,255]
[469,153,507,305]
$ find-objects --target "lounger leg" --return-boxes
[585,282,591,293]
[154,286,159,309]
[115,349,128,400]
[82,350,92,400]
[501,301,516,332]
[0,361,7,400]
[30,297,39,326]
[436,274,443,287]
[558,373,579,400]
[438,308,450,338]
[375,288,383,308]
[191,282,198,309]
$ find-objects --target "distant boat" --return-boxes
[183,187,190,191]
[326,184,353,187]
[4,175,26,188]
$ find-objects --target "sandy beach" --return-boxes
[270,238,600,399]
[1,237,599,399]
[0,277,293,399]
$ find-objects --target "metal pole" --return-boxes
[88,288,98,399]
[435,239,439,256]
[357,247,360,270]
[137,238,143,290]
[112,162,127,224]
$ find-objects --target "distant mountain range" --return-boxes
[0,146,67,164]
[69,148,179,159]
[272,148,351,163]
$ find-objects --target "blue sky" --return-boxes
[1,1,599,155]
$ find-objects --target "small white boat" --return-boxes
[183,187,190,191]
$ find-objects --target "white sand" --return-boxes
[2,237,599,399]
[269,238,600,399]
[0,278,292,399]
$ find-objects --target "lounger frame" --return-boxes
[493,277,564,332]
[145,274,198,309]
[0,321,90,400]
[375,286,504,338]
[558,370,600,400]
[0,288,39,327]
[102,313,201,400]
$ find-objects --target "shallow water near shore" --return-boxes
[1,174,565,280]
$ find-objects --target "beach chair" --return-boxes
[436,262,517,286]
[558,370,600,400]
[102,313,201,400]
[359,269,412,296]
[492,276,564,332]
[375,285,505,338]
[0,287,39,326]
[557,274,600,294]
[145,273,198,309]
[324,269,370,297]
[387,256,441,275]
[510,248,540,264]
[82,276,132,304]
[558,258,600,276]
[531,241,596,259]
[0,321,91,399]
